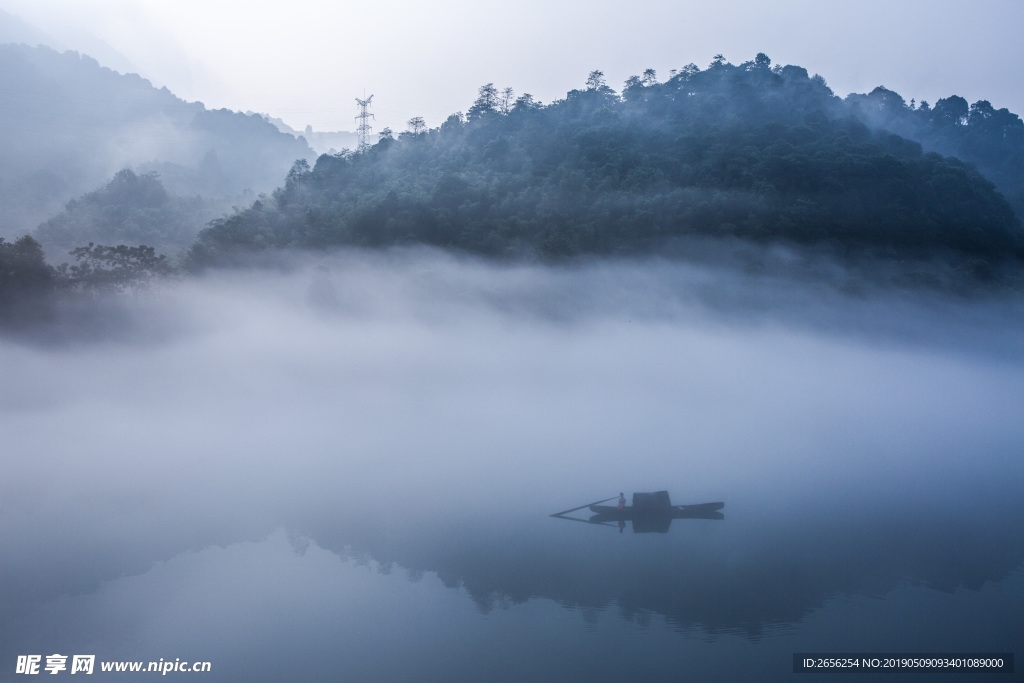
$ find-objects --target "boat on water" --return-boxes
[551,491,725,533]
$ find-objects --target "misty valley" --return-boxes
[2,40,1023,683]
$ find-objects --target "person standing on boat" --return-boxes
[617,493,626,510]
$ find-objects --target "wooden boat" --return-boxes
[551,491,725,532]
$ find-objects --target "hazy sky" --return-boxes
[2,0,1023,135]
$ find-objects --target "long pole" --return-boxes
[549,497,616,518]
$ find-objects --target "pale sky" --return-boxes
[2,0,1022,134]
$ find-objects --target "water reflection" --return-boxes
[2,255,1024,680]
[292,478,1024,638]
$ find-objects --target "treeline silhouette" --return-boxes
[5,53,1024,327]
[187,54,1024,267]
[0,234,172,326]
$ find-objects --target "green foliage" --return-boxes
[845,88,1024,220]
[188,56,1024,268]
[1,232,176,327]
[0,235,55,320]
[58,243,175,293]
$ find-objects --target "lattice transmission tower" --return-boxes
[355,94,375,152]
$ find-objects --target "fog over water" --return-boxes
[2,250,1023,681]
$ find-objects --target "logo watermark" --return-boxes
[16,655,211,675]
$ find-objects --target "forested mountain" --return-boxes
[188,55,1024,268]
[0,43,313,237]
[34,169,227,257]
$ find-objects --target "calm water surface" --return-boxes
[2,253,1022,681]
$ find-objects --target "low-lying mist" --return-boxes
[2,248,1023,642]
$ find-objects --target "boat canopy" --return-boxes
[632,490,672,511]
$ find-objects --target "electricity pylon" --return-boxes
[355,94,375,152]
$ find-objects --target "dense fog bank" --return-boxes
[6,246,1024,356]
[2,251,1022,636]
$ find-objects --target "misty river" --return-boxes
[2,249,1022,681]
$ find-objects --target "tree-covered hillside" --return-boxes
[34,169,229,257]
[188,54,1023,267]
[846,87,1024,218]
[0,43,313,237]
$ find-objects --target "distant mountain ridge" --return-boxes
[0,42,313,238]
[0,8,51,48]
[255,114,359,156]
